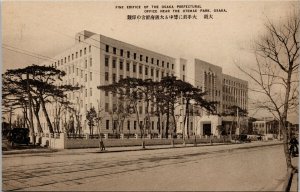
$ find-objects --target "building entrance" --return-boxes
[203,123,211,136]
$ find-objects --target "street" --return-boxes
[3,142,287,191]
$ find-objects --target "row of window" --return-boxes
[53,45,92,68]
[105,45,175,69]
[105,57,174,73]
[223,79,247,89]
[63,71,93,85]
[105,103,157,114]
[223,86,247,97]
[106,119,171,130]
[104,70,172,82]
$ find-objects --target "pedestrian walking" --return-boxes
[99,140,105,151]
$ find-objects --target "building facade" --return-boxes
[175,58,248,137]
[40,30,248,137]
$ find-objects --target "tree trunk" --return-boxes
[281,70,293,169]
[33,110,43,133]
[26,73,35,140]
[184,98,190,139]
[39,95,54,133]
[166,102,170,138]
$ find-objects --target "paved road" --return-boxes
[3,142,287,191]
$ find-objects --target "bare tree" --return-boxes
[238,10,299,169]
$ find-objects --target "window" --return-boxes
[156,70,159,78]
[167,62,169,68]
[157,60,159,66]
[106,45,109,52]
[58,60,60,66]
[84,47,86,55]
[61,59,63,65]
[172,64,174,69]
[90,88,92,96]
[127,121,130,130]
[126,62,130,71]
[146,56,148,63]
[81,70,83,78]
[133,64,136,73]
[72,54,74,60]
[120,49,123,56]
[152,121,154,130]
[127,51,130,58]
[183,75,185,81]
[105,57,109,67]
[80,50,82,57]
[145,67,148,75]
[113,47,116,54]
[73,65,75,73]
[140,55,143,62]
[76,68,78,76]
[105,103,109,112]
[183,65,185,71]
[90,72,92,81]
[105,91,109,96]
[105,72,109,81]
[139,65,142,74]
[64,57,66,63]
[85,74,87,82]
[139,106,143,114]
[120,61,123,70]
[112,59,116,68]
[161,72,164,77]
[134,121,137,129]
[85,89,87,97]
[85,59,87,68]
[89,45,91,52]
[162,61,164,67]
[112,73,116,82]
[106,120,109,129]
[134,53,136,60]
[68,56,70,62]
[151,58,154,64]
[151,68,154,76]
[76,52,78,58]
[90,58,92,67]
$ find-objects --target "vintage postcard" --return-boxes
[2,1,299,191]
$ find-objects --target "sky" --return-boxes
[2,1,299,123]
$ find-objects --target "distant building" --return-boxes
[252,117,280,138]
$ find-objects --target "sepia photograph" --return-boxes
[1,1,299,191]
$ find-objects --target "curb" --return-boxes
[2,149,58,155]
[95,143,226,153]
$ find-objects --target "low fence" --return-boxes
[34,133,230,149]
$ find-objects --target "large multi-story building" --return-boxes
[40,30,248,137]
[42,30,182,136]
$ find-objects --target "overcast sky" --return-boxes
[2,1,298,122]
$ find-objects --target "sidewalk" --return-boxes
[2,140,282,156]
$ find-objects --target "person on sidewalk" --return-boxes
[99,140,105,151]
